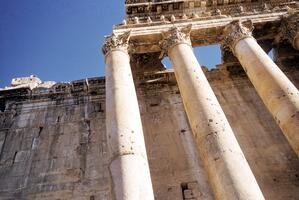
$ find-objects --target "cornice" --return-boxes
[113,11,291,53]
[124,0,297,22]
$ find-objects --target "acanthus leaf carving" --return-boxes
[159,24,192,58]
[222,20,254,54]
[102,31,131,56]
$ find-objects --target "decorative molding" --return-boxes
[222,20,254,54]
[102,31,131,56]
[124,0,296,24]
[280,12,299,49]
[159,24,192,57]
[113,11,295,54]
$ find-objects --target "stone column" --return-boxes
[223,20,299,156]
[102,32,154,200]
[280,12,299,50]
[172,107,213,200]
[160,25,264,200]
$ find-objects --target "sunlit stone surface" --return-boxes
[0,0,299,199]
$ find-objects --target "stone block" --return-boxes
[183,189,194,198]
[14,150,30,163]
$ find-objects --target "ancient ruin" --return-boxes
[0,0,299,199]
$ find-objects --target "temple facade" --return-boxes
[0,0,299,199]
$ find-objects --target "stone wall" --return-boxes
[1,61,299,199]
[0,79,111,200]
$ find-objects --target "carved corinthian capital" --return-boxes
[223,20,254,54]
[280,12,299,50]
[102,31,131,56]
[159,24,192,56]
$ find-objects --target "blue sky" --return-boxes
[0,0,221,87]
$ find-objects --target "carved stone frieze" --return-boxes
[124,0,296,24]
[280,12,299,49]
[102,31,131,56]
[159,24,192,57]
[222,20,254,54]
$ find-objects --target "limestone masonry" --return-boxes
[1,0,299,199]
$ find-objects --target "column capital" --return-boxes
[102,31,131,56]
[223,20,254,54]
[280,12,299,49]
[159,24,192,57]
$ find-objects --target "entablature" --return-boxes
[114,10,297,53]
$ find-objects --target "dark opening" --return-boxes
[0,99,5,112]
[181,182,188,199]
[12,151,18,164]
[56,116,61,123]
[38,127,43,137]
[99,103,103,112]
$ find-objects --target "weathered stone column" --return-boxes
[102,32,154,200]
[280,12,299,50]
[223,20,299,156]
[161,25,264,200]
[172,107,213,200]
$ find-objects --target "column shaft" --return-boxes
[173,108,213,200]
[225,21,299,156]
[103,33,154,200]
[235,37,299,155]
[163,26,265,200]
